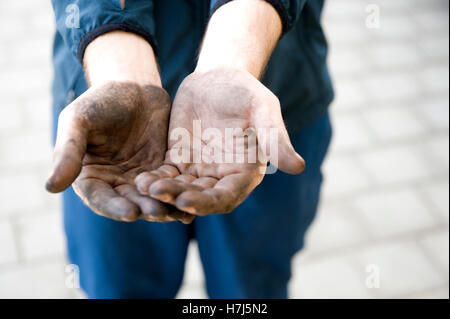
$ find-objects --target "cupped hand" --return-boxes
[135,68,305,217]
[46,81,194,223]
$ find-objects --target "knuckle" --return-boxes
[58,104,78,124]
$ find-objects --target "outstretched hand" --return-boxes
[135,68,305,217]
[46,81,194,223]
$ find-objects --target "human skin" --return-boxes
[46,31,194,224]
[135,0,305,217]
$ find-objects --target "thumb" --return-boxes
[253,99,305,175]
[46,108,87,193]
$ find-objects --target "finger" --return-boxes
[135,172,162,195]
[174,174,196,183]
[254,100,305,175]
[116,184,172,222]
[157,164,181,177]
[273,125,306,174]
[168,210,196,224]
[118,183,195,224]
[175,173,258,216]
[149,178,203,205]
[175,189,234,216]
[135,165,180,195]
[191,177,218,188]
[46,108,87,193]
[74,178,140,222]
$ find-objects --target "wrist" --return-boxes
[196,0,282,78]
[83,31,162,87]
[195,49,257,77]
[192,66,253,82]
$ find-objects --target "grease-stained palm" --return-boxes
[135,69,305,217]
[46,81,194,223]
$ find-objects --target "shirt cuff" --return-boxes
[210,0,291,34]
[77,23,158,62]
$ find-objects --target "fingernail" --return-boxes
[45,176,55,193]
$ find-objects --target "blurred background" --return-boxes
[0,0,448,299]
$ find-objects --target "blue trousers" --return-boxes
[62,112,332,298]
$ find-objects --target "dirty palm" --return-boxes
[46,74,305,223]
[136,69,305,218]
[46,82,192,223]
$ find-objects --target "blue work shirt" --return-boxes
[51,0,333,136]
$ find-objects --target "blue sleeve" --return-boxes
[51,0,157,63]
[210,0,307,34]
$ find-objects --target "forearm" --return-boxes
[196,0,282,78]
[83,31,161,87]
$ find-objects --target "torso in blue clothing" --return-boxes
[51,0,333,138]
[50,0,334,298]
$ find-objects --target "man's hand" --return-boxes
[135,0,305,217]
[46,81,193,223]
[46,31,193,223]
[135,68,305,216]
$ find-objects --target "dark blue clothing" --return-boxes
[60,112,332,298]
[51,0,333,134]
[50,0,334,298]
